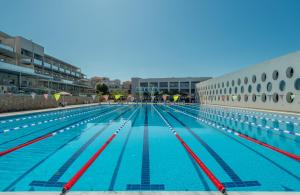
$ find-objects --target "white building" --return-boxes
[196,50,300,113]
[131,77,211,101]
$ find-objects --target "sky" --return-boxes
[1,0,300,81]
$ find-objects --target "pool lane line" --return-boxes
[0,105,106,134]
[0,106,124,157]
[153,105,227,194]
[3,106,130,191]
[161,106,260,188]
[29,106,134,187]
[61,107,139,194]
[0,106,116,147]
[0,104,99,126]
[175,104,300,157]
[108,108,140,191]
[178,104,300,136]
[167,105,300,161]
[126,105,165,191]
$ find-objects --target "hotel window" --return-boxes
[286,67,294,78]
[262,93,267,102]
[180,82,189,88]
[149,82,158,87]
[244,77,248,84]
[267,82,272,92]
[295,78,300,90]
[191,82,198,88]
[140,82,148,87]
[279,80,286,91]
[286,92,295,103]
[261,73,267,82]
[159,82,168,88]
[273,93,279,103]
[170,82,179,88]
[252,75,256,83]
[272,70,279,80]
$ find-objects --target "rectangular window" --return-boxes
[159,82,168,88]
[180,82,189,88]
[140,82,148,87]
[149,82,158,87]
[170,82,178,88]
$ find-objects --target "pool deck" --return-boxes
[0,192,299,195]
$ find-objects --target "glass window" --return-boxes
[229,88,232,94]
[226,81,229,87]
[272,70,279,80]
[140,82,148,87]
[244,94,248,102]
[273,93,279,103]
[252,75,257,83]
[261,73,267,82]
[159,82,168,88]
[241,86,244,93]
[238,78,241,85]
[256,84,261,92]
[232,80,235,86]
[248,85,252,93]
[262,93,267,102]
[279,80,286,91]
[244,77,248,84]
[149,82,158,87]
[267,82,272,92]
[252,94,257,102]
[180,82,189,88]
[286,92,295,103]
[295,78,300,90]
[286,67,294,78]
[170,82,179,87]
[234,87,237,94]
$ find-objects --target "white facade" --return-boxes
[196,50,300,113]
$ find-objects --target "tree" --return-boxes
[96,83,109,95]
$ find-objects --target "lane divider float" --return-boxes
[61,107,139,194]
[0,106,124,157]
[152,105,227,194]
[166,105,300,161]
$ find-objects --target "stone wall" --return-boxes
[0,94,99,113]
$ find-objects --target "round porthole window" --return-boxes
[232,80,235,86]
[279,80,286,91]
[261,73,267,82]
[272,70,279,80]
[267,82,272,92]
[244,94,248,102]
[224,88,227,94]
[244,77,248,84]
[229,88,232,94]
[273,93,279,103]
[241,86,244,93]
[226,81,229,87]
[235,87,237,94]
[252,94,257,102]
[262,93,267,102]
[252,75,257,83]
[238,78,241,85]
[248,85,252,93]
[222,82,224,87]
[286,92,295,103]
[256,84,261,93]
[237,95,241,101]
[295,78,300,90]
[286,67,294,78]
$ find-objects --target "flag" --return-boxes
[43,94,48,100]
[173,95,180,102]
[54,93,61,101]
[162,94,168,101]
[31,92,36,100]
[115,94,122,100]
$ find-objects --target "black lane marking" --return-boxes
[126,105,165,190]
[108,108,140,190]
[29,107,131,187]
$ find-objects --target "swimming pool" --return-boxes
[0,104,299,193]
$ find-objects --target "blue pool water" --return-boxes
[0,104,299,192]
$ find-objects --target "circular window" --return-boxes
[234,87,237,94]
[273,93,279,103]
[229,88,232,94]
[238,78,241,85]
[241,86,244,93]
[224,88,227,94]
[237,95,241,101]
[279,80,286,91]
[261,73,267,82]
[244,77,248,84]
[262,93,267,102]
[286,92,295,103]
[226,81,229,87]
[286,67,294,78]
[232,80,235,86]
[256,84,261,93]
[222,82,224,87]
[267,82,272,92]
[252,94,257,102]
[252,75,257,83]
[272,70,279,80]
[248,85,252,93]
[244,94,248,102]
[295,78,300,90]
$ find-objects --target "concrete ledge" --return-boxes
[0,192,299,195]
